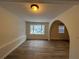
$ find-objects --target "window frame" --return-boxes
[30,24,45,35]
[58,25,64,33]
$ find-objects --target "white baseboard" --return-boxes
[0,35,26,59]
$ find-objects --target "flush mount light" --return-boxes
[31,4,39,12]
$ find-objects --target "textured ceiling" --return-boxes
[0,1,78,22]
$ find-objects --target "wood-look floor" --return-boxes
[5,40,69,59]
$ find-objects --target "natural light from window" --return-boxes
[30,24,45,34]
[59,25,64,33]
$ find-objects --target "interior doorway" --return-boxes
[50,20,70,59]
[50,20,69,41]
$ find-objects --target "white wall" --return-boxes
[49,5,79,59]
[26,22,49,40]
[0,6,26,59]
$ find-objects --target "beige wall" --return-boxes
[50,21,69,40]
[49,5,79,59]
[0,6,26,58]
[26,22,49,40]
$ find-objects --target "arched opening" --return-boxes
[50,20,70,59]
[50,20,70,41]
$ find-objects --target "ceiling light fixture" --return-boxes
[31,4,39,12]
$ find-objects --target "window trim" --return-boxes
[58,25,64,33]
[30,24,45,35]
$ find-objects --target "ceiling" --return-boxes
[0,0,79,3]
[0,1,79,22]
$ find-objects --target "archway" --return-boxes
[50,20,70,41]
[49,20,70,59]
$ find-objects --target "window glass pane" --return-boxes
[30,24,45,34]
[59,26,64,33]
